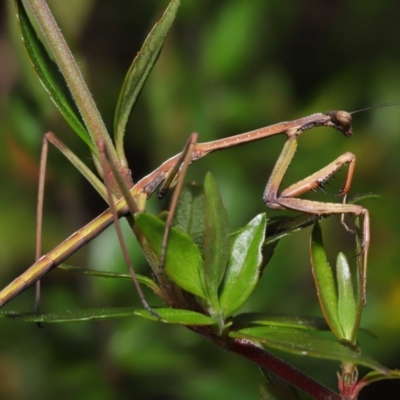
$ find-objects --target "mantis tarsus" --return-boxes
[0,107,377,308]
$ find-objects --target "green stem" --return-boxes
[26,0,119,172]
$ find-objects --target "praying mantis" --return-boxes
[0,107,371,309]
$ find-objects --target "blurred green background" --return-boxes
[1,0,400,399]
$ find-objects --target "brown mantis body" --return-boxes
[0,109,368,307]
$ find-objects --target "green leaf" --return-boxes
[231,326,388,374]
[357,370,400,391]
[219,213,266,317]
[232,313,330,331]
[203,172,230,313]
[58,264,163,297]
[15,0,93,151]
[172,183,206,254]
[310,223,344,339]
[265,214,318,246]
[134,308,215,325]
[113,0,180,160]
[336,253,357,341]
[134,213,207,300]
[262,214,318,271]
[0,307,215,325]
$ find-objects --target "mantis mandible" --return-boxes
[0,108,372,307]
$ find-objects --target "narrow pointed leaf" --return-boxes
[310,223,344,339]
[114,0,180,158]
[134,308,215,325]
[336,253,357,341]
[219,213,266,317]
[58,264,163,296]
[134,213,207,300]
[203,172,230,311]
[232,313,330,331]
[265,214,318,246]
[231,326,388,374]
[0,307,214,325]
[15,0,93,150]
[263,214,318,271]
[59,264,151,281]
[355,370,400,394]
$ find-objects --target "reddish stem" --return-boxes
[188,324,341,400]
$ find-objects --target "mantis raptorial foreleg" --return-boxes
[263,136,369,303]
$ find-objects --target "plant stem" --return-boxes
[25,0,119,172]
[230,338,342,400]
[188,323,341,399]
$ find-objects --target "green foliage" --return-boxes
[114,0,180,162]
[336,253,357,341]
[136,211,207,300]
[310,223,345,339]
[2,175,397,398]
[2,307,215,325]
[231,326,387,373]
[15,0,93,150]
[1,1,400,399]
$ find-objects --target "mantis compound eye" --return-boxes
[327,111,353,137]
[336,111,352,127]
